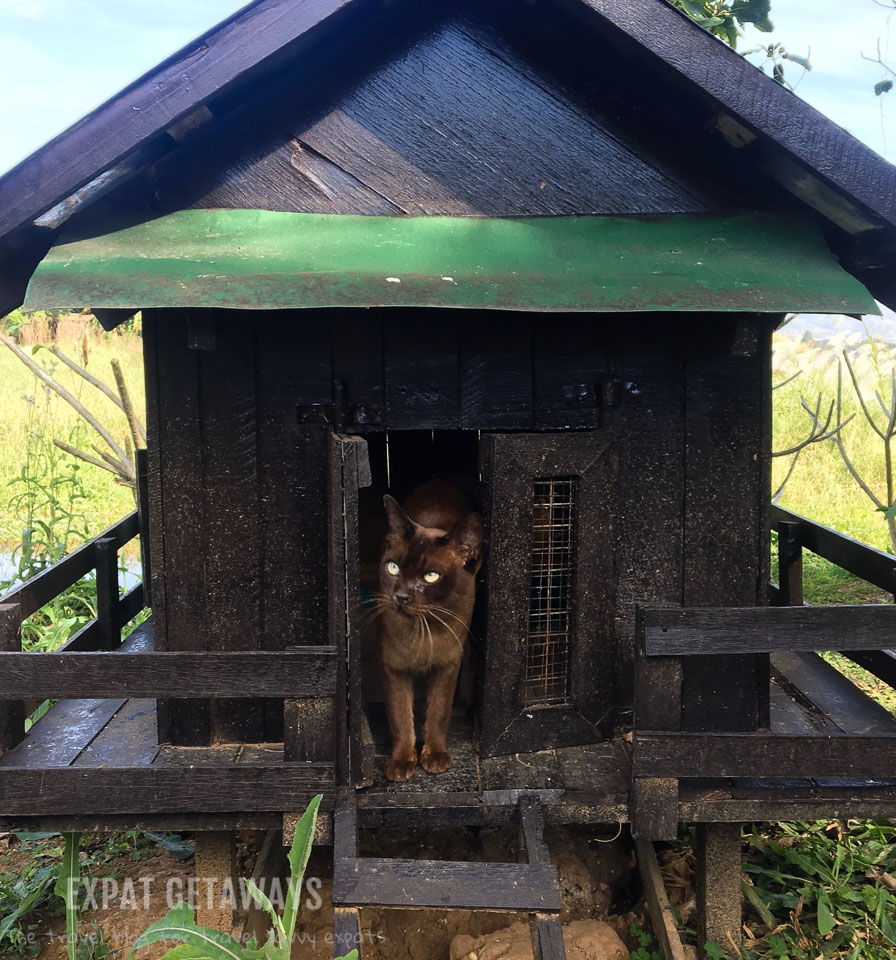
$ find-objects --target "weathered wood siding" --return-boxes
[145,312,771,744]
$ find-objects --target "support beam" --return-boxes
[194,831,237,933]
[696,823,742,959]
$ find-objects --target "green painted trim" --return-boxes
[24,210,878,315]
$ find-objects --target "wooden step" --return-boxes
[333,856,561,911]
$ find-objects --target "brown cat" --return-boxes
[373,480,483,782]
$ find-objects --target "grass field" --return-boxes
[0,316,144,553]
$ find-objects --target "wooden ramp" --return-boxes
[332,789,566,960]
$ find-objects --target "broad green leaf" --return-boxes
[816,890,835,936]
[126,902,261,960]
[243,878,285,946]
[159,949,211,960]
[336,952,359,960]
[55,832,82,960]
[0,866,56,945]
[281,794,322,947]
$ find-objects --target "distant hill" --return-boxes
[780,305,896,345]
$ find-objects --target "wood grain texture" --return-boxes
[575,0,896,229]
[631,777,679,841]
[0,0,372,236]
[609,319,685,717]
[0,766,333,815]
[199,312,264,741]
[771,505,896,595]
[645,605,896,656]
[150,312,210,745]
[333,857,561,911]
[636,839,688,960]
[0,650,337,699]
[636,732,896,779]
[682,316,766,732]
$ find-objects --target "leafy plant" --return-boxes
[671,0,773,49]
[740,820,896,960]
[122,796,355,959]
[629,920,663,960]
[0,835,67,957]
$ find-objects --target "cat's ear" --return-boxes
[383,495,414,539]
[446,512,484,564]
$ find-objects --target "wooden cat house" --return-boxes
[2,0,896,956]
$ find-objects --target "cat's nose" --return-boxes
[393,591,412,607]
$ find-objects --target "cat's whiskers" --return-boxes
[428,604,474,641]
[425,609,464,655]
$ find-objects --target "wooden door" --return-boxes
[329,434,374,788]
[477,432,617,756]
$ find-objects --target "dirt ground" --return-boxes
[2,825,665,959]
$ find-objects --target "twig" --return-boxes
[0,330,135,475]
[53,440,131,482]
[47,345,125,413]
[111,357,147,447]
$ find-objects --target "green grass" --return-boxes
[0,321,144,552]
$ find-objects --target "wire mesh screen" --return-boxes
[524,477,576,704]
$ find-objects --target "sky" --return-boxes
[0,0,894,177]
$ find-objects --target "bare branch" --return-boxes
[0,330,135,474]
[111,357,147,447]
[772,448,802,503]
[773,371,802,391]
[772,394,852,457]
[46,345,125,412]
[844,350,887,439]
[52,439,132,482]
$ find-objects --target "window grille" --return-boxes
[524,477,576,704]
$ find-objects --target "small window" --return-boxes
[524,477,576,704]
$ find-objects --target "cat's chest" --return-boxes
[379,609,463,672]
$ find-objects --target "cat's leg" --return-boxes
[383,666,417,781]
[421,661,461,774]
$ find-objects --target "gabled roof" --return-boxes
[2,0,895,315]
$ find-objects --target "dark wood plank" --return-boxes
[75,699,159,768]
[771,505,896,594]
[533,316,603,430]
[135,449,152,609]
[636,732,896,779]
[0,699,123,768]
[777,520,803,606]
[333,908,362,960]
[0,766,334,815]
[571,0,896,230]
[284,697,335,762]
[0,604,24,753]
[335,19,708,217]
[682,316,767,732]
[772,651,896,736]
[0,0,376,237]
[331,310,385,430]
[479,751,561,794]
[200,312,263,741]
[636,839,688,960]
[0,513,138,621]
[845,650,896,689]
[645,605,896,656]
[383,315,460,429]
[553,741,631,794]
[151,311,210,745]
[94,538,119,651]
[0,650,337,699]
[460,314,533,430]
[631,777,678,841]
[532,916,568,960]
[257,313,332,737]
[333,858,561,911]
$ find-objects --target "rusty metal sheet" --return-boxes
[23,210,879,315]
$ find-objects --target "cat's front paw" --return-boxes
[420,744,452,774]
[385,752,417,782]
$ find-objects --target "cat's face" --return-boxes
[379,495,483,617]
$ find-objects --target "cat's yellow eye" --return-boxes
[423,571,440,584]
[386,561,400,576]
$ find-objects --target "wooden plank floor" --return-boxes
[4,618,896,828]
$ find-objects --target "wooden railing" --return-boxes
[632,506,896,839]
[0,510,147,751]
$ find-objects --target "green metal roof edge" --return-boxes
[23,210,879,315]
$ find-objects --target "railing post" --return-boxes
[95,537,120,651]
[0,603,25,753]
[632,604,681,841]
[136,448,152,608]
[777,520,803,606]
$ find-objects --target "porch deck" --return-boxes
[3,617,896,833]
